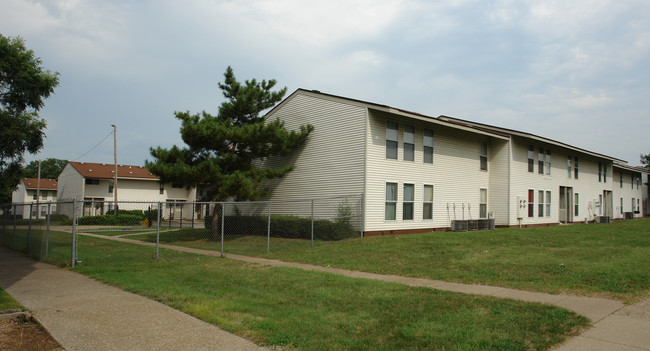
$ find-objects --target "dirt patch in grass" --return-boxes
[0,317,64,351]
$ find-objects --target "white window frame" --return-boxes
[385,182,398,221]
[545,150,551,175]
[546,190,551,217]
[527,145,534,172]
[403,125,415,162]
[423,129,434,164]
[479,188,488,218]
[403,183,415,220]
[386,121,398,160]
[574,193,579,217]
[480,141,488,171]
[538,190,544,217]
[423,184,434,220]
[538,148,544,174]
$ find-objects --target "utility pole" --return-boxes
[112,124,118,215]
[36,160,41,220]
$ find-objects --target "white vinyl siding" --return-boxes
[262,93,366,202]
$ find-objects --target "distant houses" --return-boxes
[11,178,58,218]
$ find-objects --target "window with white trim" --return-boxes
[386,121,398,160]
[538,190,544,217]
[423,129,433,164]
[538,148,544,174]
[546,190,551,217]
[599,162,603,182]
[574,193,579,217]
[528,189,534,217]
[620,198,624,214]
[567,156,572,178]
[403,183,414,220]
[631,174,634,189]
[479,188,487,218]
[403,125,415,161]
[385,182,397,220]
[423,184,433,220]
[546,150,552,175]
[480,142,488,171]
[527,145,534,172]
[620,171,623,188]
[574,157,578,179]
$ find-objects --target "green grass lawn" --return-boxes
[261,218,650,302]
[0,288,23,311]
[71,235,588,350]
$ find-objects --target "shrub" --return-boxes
[78,214,143,225]
[204,214,358,241]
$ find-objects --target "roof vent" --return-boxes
[80,162,84,165]
[111,171,115,173]
[88,169,92,172]
[129,171,133,174]
[102,163,105,166]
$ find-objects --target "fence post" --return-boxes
[191,203,195,229]
[72,200,77,268]
[180,205,183,228]
[45,203,51,258]
[311,199,314,248]
[267,201,271,254]
[169,204,172,228]
[13,204,17,248]
[156,202,161,260]
[27,203,33,252]
[220,203,225,258]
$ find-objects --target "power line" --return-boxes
[72,130,114,161]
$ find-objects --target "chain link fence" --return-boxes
[1,195,363,266]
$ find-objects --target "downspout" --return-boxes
[507,137,512,227]
[362,107,369,236]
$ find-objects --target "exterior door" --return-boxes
[559,186,573,223]
[603,191,613,217]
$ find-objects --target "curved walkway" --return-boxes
[2,234,650,350]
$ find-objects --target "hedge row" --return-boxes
[78,214,144,225]
[205,215,358,241]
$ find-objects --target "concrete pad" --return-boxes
[583,315,650,350]
[554,296,624,322]
[0,247,267,351]
[553,335,644,351]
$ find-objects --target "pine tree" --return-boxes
[146,67,313,237]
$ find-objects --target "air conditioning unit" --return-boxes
[451,220,468,232]
[467,220,478,231]
[477,219,489,230]
[597,216,611,224]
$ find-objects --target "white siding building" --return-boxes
[11,178,58,218]
[263,89,645,235]
[57,162,197,218]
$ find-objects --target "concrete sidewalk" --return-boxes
[0,247,267,351]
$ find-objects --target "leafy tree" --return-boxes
[146,67,313,237]
[0,35,59,203]
[641,154,650,171]
[23,158,68,179]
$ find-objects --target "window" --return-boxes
[480,142,488,171]
[567,156,572,178]
[546,191,551,217]
[32,192,37,200]
[403,125,415,161]
[423,185,433,220]
[159,183,164,195]
[604,163,608,182]
[527,145,534,172]
[386,121,398,159]
[631,174,634,189]
[423,129,434,164]
[620,171,623,188]
[632,198,636,212]
[620,198,624,214]
[385,183,397,220]
[108,185,114,194]
[479,188,488,218]
[528,189,534,217]
[41,191,48,199]
[403,183,414,220]
[574,157,578,179]
[574,193,579,217]
[546,150,552,175]
[638,199,641,212]
[85,178,99,185]
[637,176,641,189]
[538,190,544,217]
[598,162,603,182]
[538,148,544,174]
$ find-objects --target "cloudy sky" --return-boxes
[2,0,649,167]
